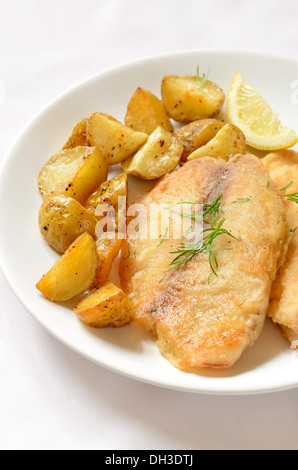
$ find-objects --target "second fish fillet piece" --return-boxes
[263,150,298,349]
[120,155,288,369]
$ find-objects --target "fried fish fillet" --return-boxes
[263,150,298,349]
[120,155,287,369]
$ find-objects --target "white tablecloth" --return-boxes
[1,0,298,450]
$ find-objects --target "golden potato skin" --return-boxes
[187,124,246,161]
[36,233,99,302]
[94,236,124,287]
[85,173,127,215]
[39,196,98,254]
[176,119,225,162]
[125,88,173,135]
[38,146,108,204]
[85,173,128,234]
[121,126,183,180]
[161,75,225,122]
[74,281,134,328]
[88,113,148,165]
[63,119,88,150]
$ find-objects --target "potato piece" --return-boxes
[125,88,173,134]
[187,124,246,161]
[121,127,183,180]
[75,281,134,328]
[94,235,124,287]
[38,146,108,204]
[88,113,148,165]
[39,196,98,254]
[176,119,225,162]
[36,233,98,302]
[85,173,127,214]
[161,75,225,122]
[85,173,128,235]
[63,119,88,150]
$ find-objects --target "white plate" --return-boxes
[1,50,298,395]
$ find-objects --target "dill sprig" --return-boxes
[122,243,136,260]
[165,195,235,275]
[156,227,169,248]
[231,198,251,204]
[284,192,298,203]
[166,194,223,225]
[166,218,235,275]
[280,181,298,204]
[194,66,211,88]
[281,181,293,192]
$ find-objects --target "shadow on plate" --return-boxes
[184,319,289,378]
[74,313,290,378]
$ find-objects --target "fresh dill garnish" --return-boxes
[122,243,136,260]
[165,195,235,276]
[267,182,270,190]
[284,192,298,204]
[281,181,294,192]
[290,227,298,233]
[194,66,211,88]
[179,225,193,239]
[166,194,223,225]
[156,227,169,248]
[231,198,251,204]
[279,181,298,203]
[166,218,235,276]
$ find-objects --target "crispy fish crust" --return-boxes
[263,150,298,347]
[120,155,287,369]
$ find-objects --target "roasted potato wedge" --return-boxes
[38,146,108,204]
[176,119,225,162]
[63,119,88,150]
[161,75,225,122]
[85,173,128,235]
[36,233,98,302]
[74,281,134,328]
[39,196,98,254]
[93,235,124,287]
[125,88,173,135]
[121,127,183,180]
[88,113,148,165]
[187,124,246,161]
[85,173,127,214]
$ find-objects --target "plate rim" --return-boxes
[1,48,298,396]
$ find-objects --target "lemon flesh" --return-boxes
[227,73,298,151]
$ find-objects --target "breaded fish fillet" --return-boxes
[120,155,287,369]
[263,150,298,349]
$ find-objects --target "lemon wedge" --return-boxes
[227,72,298,151]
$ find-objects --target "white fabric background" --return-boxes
[1,0,298,450]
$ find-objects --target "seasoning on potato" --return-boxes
[121,126,183,180]
[176,118,225,162]
[161,74,225,122]
[63,118,89,150]
[38,146,108,204]
[74,281,134,328]
[85,173,128,234]
[85,173,127,215]
[187,123,246,161]
[88,112,148,165]
[125,87,173,135]
[39,196,98,254]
